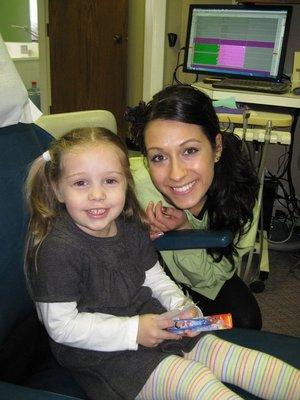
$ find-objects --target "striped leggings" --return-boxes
[136,334,300,400]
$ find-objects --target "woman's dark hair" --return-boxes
[125,84,220,154]
[125,84,259,264]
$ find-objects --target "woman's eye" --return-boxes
[183,147,199,156]
[150,154,166,163]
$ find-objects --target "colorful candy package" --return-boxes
[168,313,233,334]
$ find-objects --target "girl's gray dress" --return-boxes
[28,214,199,399]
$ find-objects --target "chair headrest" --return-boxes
[0,33,41,128]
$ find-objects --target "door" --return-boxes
[48,0,127,134]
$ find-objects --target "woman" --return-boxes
[126,84,262,330]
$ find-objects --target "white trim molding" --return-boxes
[143,0,166,102]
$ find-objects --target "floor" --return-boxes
[252,249,300,337]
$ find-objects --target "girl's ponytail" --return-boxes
[25,153,61,265]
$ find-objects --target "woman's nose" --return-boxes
[169,158,187,181]
[88,186,106,201]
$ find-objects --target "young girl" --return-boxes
[25,127,299,400]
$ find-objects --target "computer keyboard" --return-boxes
[212,78,290,94]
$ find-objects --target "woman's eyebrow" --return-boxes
[146,146,163,152]
[179,139,202,147]
[147,139,202,152]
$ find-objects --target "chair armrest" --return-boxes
[154,229,232,251]
[0,381,83,400]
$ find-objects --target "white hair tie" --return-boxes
[42,150,51,162]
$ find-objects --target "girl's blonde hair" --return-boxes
[25,126,148,265]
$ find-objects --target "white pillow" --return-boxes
[0,33,42,128]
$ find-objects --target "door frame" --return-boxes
[143,0,166,102]
[38,0,166,114]
[37,0,51,114]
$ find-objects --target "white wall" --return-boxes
[5,41,39,90]
[13,58,39,90]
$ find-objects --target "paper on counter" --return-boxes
[213,97,237,109]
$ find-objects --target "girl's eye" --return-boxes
[150,153,166,163]
[105,178,118,185]
[183,147,199,156]
[74,180,87,187]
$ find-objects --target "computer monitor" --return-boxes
[183,5,292,82]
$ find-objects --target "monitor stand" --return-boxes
[202,77,224,84]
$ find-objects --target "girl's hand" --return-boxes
[146,201,190,239]
[137,314,182,347]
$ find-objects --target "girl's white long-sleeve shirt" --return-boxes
[36,261,200,352]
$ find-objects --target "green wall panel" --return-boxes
[0,0,31,42]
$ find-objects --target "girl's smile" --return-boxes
[86,208,109,217]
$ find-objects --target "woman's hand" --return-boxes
[137,314,182,347]
[146,201,190,239]
[178,305,203,338]
[178,305,201,320]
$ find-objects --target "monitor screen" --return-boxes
[183,5,292,82]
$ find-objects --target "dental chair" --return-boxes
[35,110,117,140]
[0,36,299,399]
[1,118,298,400]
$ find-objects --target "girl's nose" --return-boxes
[169,158,187,181]
[88,186,106,201]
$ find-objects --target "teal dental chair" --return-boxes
[1,28,299,397]
[1,119,299,400]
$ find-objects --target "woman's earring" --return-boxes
[215,154,221,162]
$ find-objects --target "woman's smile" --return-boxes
[170,179,198,195]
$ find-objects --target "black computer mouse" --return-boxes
[292,87,300,95]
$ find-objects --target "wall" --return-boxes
[1,1,39,99]
[163,0,183,87]
[127,0,145,106]
[0,0,31,42]
[284,5,300,75]
[13,59,39,90]
[4,42,39,92]
[267,5,300,199]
